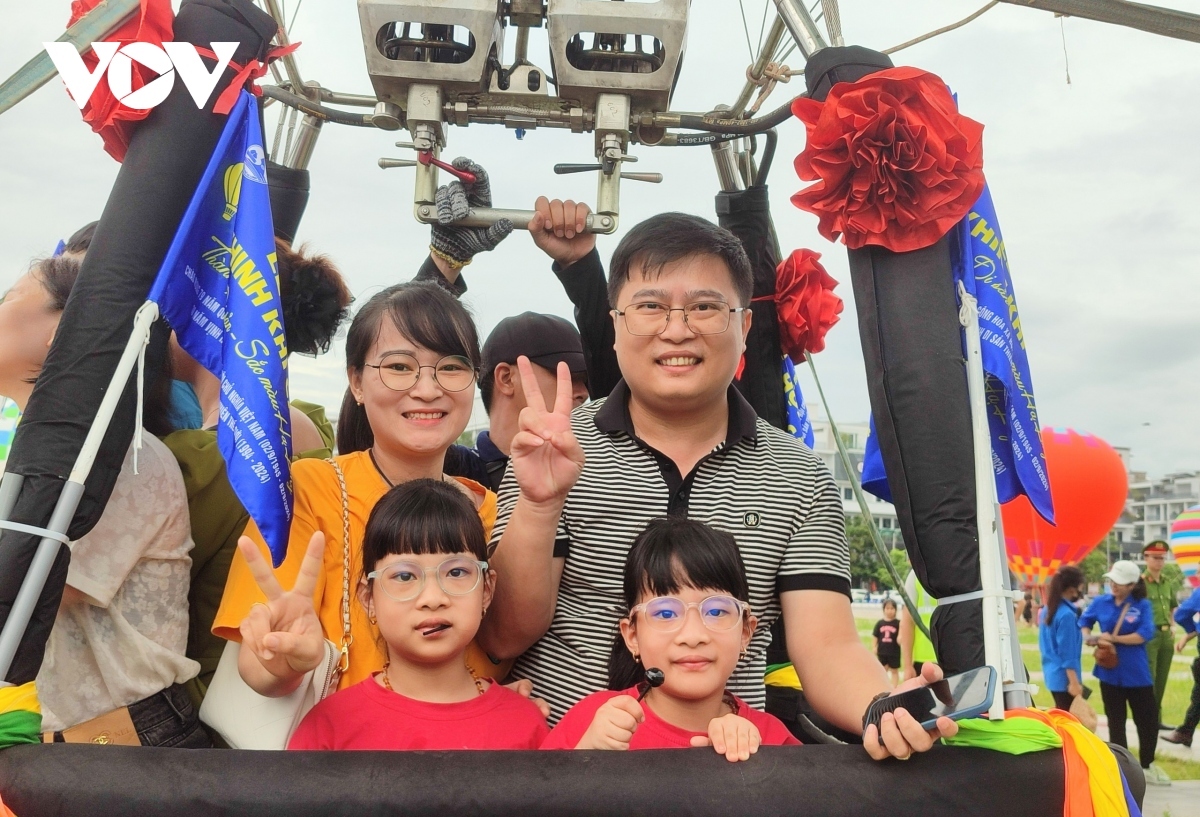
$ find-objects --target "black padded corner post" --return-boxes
[716,185,785,430]
[804,46,984,674]
[267,160,311,243]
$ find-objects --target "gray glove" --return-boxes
[431,157,513,265]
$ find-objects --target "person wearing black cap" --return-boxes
[444,313,589,491]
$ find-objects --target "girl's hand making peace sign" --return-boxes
[509,356,585,507]
[237,531,327,686]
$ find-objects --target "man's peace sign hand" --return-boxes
[510,356,585,507]
[237,531,327,682]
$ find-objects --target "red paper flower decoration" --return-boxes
[67,0,174,162]
[790,66,985,253]
[773,249,843,359]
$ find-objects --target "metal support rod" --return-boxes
[771,0,829,57]
[0,301,159,682]
[710,139,745,192]
[998,0,1200,44]
[995,498,1033,710]
[413,205,616,235]
[731,16,787,118]
[959,285,1025,718]
[0,0,140,117]
[285,114,323,169]
[317,88,379,108]
[262,0,306,95]
[514,26,531,64]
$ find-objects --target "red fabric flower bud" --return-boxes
[773,249,843,360]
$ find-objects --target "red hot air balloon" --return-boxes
[1002,428,1128,586]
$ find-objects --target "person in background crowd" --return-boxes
[872,599,901,687]
[899,570,937,681]
[0,245,206,747]
[213,280,509,698]
[1162,588,1200,748]
[1039,565,1086,712]
[541,518,798,759]
[445,312,589,491]
[1141,540,1182,730]
[286,480,548,750]
[162,238,352,714]
[1081,560,1169,786]
[480,212,957,761]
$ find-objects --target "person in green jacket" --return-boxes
[1142,540,1183,729]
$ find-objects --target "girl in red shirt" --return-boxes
[288,479,548,750]
[541,518,798,760]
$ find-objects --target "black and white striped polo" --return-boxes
[491,381,851,723]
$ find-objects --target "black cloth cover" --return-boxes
[266,159,310,243]
[804,47,984,674]
[716,185,786,430]
[0,743,1073,817]
[0,0,278,685]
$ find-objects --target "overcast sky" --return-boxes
[1,0,1198,481]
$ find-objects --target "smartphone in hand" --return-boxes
[864,666,997,732]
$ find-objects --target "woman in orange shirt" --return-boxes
[213,281,506,696]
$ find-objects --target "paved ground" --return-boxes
[1094,717,1197,815]
[1141,780,1200,816]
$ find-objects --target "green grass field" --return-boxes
[855,616,1200,779]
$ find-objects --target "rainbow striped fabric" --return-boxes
[0,681,41,748]
[945,708,1141,817]
[1170,504,1200,589]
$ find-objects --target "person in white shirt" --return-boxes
[0,244,205,746]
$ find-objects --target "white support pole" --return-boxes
[0,301,159,683]
[958,283,1009,721]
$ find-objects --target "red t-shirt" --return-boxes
[540,688,800,750]
[288,677,549,750]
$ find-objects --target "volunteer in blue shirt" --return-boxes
[1162,589,1200,748]
[1038,565,1086,712]
[1080,560,1168,785]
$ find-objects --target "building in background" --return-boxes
[807,414,903,549]
[1112,468,1200,560]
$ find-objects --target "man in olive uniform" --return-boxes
[1143,540,1183,729]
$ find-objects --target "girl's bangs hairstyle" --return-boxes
[360,479,488,582]
[622,517,750,609]
[609,517,750,690]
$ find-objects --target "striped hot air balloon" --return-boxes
[1170,504,1200,588]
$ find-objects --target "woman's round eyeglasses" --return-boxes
[367,557,488,602]
[629,594,750,632]
[365,353,477,392]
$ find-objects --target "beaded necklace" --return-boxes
[380,660,486,696]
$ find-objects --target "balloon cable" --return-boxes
[803,352,933,643]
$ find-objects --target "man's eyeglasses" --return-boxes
[629,595,750,632]
[365,353,477,392]
[612,302,747,337]
[367,557,488,602]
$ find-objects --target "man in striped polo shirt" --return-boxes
[480,213,956,760]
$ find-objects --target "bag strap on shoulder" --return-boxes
[326,457,353,677]
[1110,601,1132,638]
